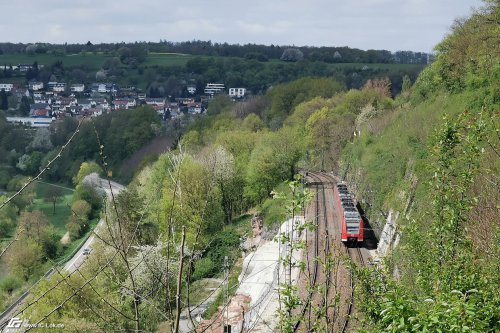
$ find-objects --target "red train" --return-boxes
[334,182,364,243]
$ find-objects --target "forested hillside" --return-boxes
[8,2,498,332]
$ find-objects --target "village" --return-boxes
[0,64,247,127]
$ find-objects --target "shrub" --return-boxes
[66,216,83,240]
[71,199,91,220]
[192,257,216,281]
[0,275,22,294]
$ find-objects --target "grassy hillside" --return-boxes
[336,3,499,331]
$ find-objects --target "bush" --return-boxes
[73,161,103,186]
[40,226,63,259]
[192,257,216,281]
[7,238,43,281]
[0,275,22,294]
[206,230,240,274]
[71,199,91,220]
[74,183,103,217]
[66,216,83,240]
[260,195,286,227]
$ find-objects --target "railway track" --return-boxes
[294,171,367,332]
[342,245,365,333]
[293,172,322,332]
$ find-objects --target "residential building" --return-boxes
[145,98,166,106]
[6,117,53,127]
[229,88,246,98]
[50,83,66,92]
[78,99,94,110]
[187,86,196,94]
[176,97,195,104]
[204,83,225,96]
[0,83,13,92]
[71,84,85,93]
[82,108,102,117]
[29,81,44,91]
[187,102,202,114]
[30,103,51,116]
[18,64,35,72]
[33,108,50,117]
[113,98,136,110]
[152,105,165,115]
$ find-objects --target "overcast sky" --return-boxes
[1,0,483,52]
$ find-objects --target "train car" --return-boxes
[334,182,364,243]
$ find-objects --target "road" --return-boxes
[0,175,124,331]
[63,175,124,274]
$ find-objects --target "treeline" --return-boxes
[0,40,432,64]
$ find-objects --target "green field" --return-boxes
[0,53,113,70]
[0,52,198,70]
[144,52,197,66]
[326,62,425,71]
[33,182,75,236]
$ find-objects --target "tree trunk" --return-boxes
[173,226,186,333]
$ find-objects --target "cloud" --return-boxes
[2,0,482,52]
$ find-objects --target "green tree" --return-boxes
[242,113,265,132]
[74,183,103,215]
[17,210,49,245]
[402,75,412,93]
[207,94,232,116]
[245,129,303,203]
[19,96,31,116]
[44,186,63,214]
[0,89,8,110]
[73,161,103,185]
[0,195,17,236]
[65,215,83,240]
[7,238,43,280]
[71,199,91,220]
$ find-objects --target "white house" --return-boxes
[187,86,196,94]
[52,83,66,92]
[98,83,108,93]
[204,83,225,96]
[114,99,136,110]
[229,88,246,98]
[71,84,85,93]
[145,98,165,106]
[29,81,44,91]
[0,83,13,92]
